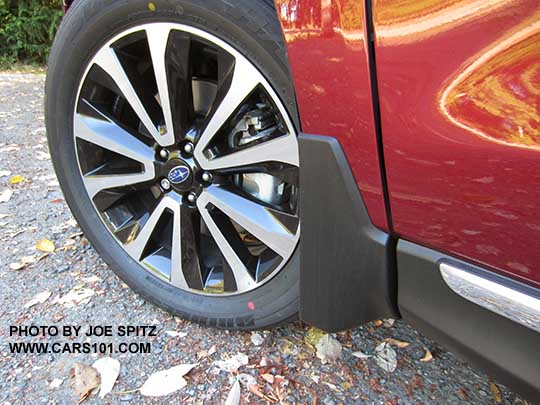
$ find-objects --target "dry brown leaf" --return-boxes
[214,353,249,373]
[139,364,196,397]
[73,363,100,403]
[374,342,397,372]
[489,381,503,404]
[373,319,384,327]
[315,334,342,363]
[36,239,56,253]
[384,338,410,348]
[420,349,434,362]
[9,261,27,271]
[9,255,38,271]
[92,357,120,399]
[224,380,241,405]
[54,286,95,307]
[261,373,274,384]
[24,291,52,308]
[304,327,326,349]
[9,175,24,185]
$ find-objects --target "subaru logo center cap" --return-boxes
[168,165,191,184]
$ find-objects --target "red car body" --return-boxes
[276,0,540,288]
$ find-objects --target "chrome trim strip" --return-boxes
[440,263,540,333]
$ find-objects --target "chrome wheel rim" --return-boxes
[73,23,300,295]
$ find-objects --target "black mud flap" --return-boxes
[298,134,399,332]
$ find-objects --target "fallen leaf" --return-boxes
[224,380,241,405]
[373,319,384,327]
[139,364,196,397]
[0,170,11,177]
[24,291,51,308]
[214,353,249,373]
[82,275,101,283]
[315,334,342,363]
[251,332,264,346]
[49,378,63,388]
[73,363,100,403]
[9,261,27,271]
[374,342,397,372]
[165,330,187,338]
[281,339,294,356]
[9,255,38,271]
[0,189,13,203]
[420,349,434,363]
[54,286,95,307]
[489,381,503,404]
[384,338,410,348]
[36,239,55,253]
[304,327,326,349]
[351,350,372,360]
[9,175,24,185]
[92,357,120,399]
[261,373,274,384]
[248,383,267,400]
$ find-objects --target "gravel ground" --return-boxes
[0,72,527,404]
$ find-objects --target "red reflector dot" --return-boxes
[247,301,255,311]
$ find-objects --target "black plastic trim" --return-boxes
[364,0,393,231]
[298,134,399,332]
[398,240,540,401]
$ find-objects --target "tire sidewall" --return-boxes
[45,0,299,329]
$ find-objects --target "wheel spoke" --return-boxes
[74,114,156,195]
[178,206,204,290]
[93,44,172,146]
[166,30,194,138]
[84,173,151,199]
[200,186,296,258]
[146,24,176,146]
[197,193,257,291]
[194,56,263,168]
[125,193,189,288]
[205,133,299,170]
[169,201,189,289]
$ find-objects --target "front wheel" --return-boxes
[45,0,301,329]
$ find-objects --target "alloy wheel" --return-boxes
[73,23,300,295]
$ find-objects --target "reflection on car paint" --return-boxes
[373,0,540,286]
[441,17,540,149]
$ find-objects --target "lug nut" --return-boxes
[160,178,171,191]
[202,172,213,183]
[187,192,197,203]
[184,142,194,155]
[159,149,169,159]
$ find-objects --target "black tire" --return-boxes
[45,0,300,330]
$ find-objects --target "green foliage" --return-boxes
[0,0,62,67]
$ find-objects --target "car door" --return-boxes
[373,0,540,287]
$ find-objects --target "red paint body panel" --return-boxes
[275,0,389,231]
[373,0,540,285]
